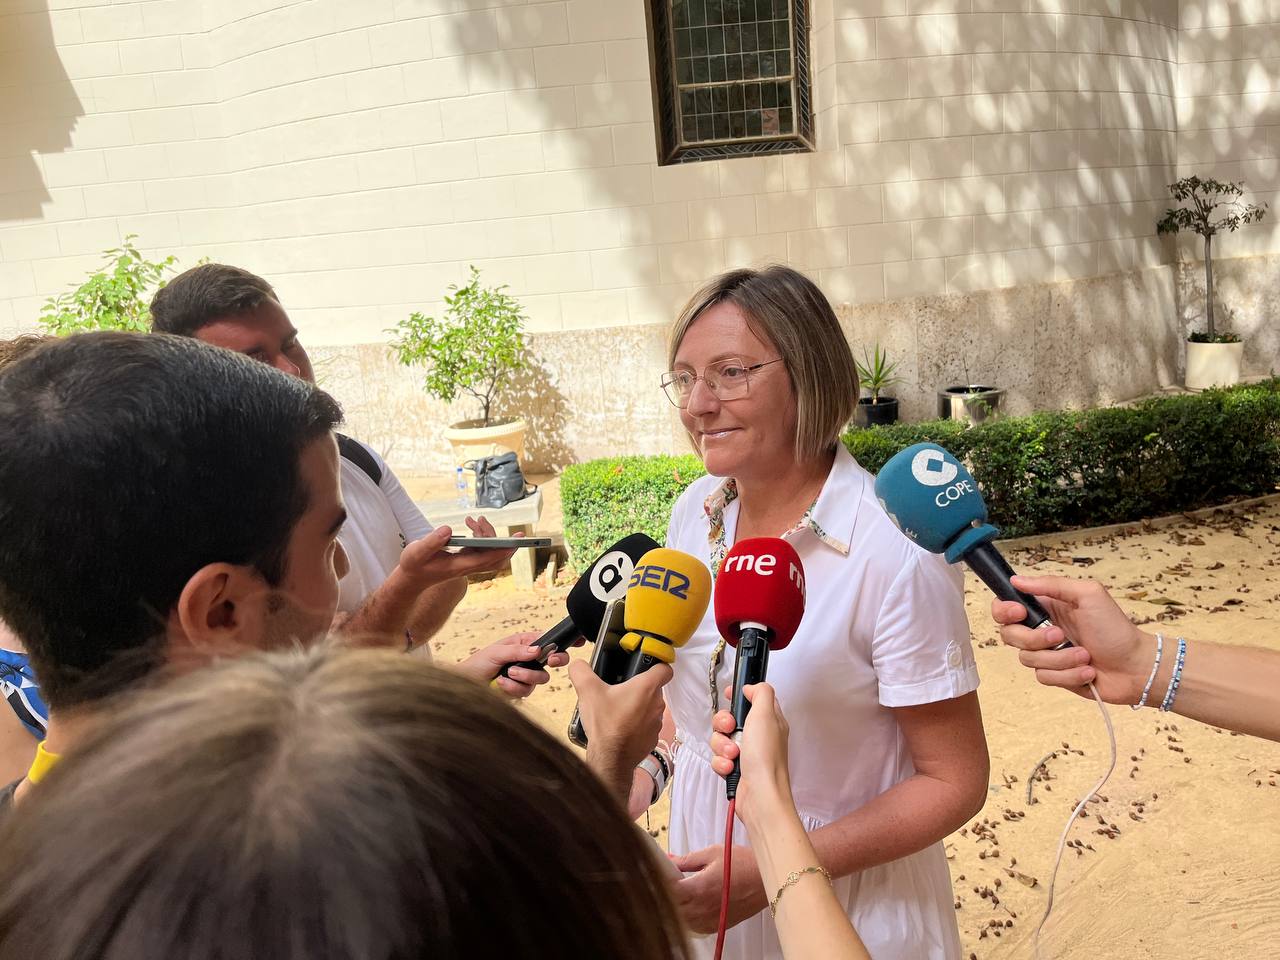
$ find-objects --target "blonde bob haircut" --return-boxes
[668,265,860,465]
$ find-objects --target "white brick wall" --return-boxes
[1,0,1277,345]
[1175,0,1280,260]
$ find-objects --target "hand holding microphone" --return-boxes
[709,537,805,800]
[709,682,794,827]
[568,659,672,806]
[873,443,1061,640]
[567,546,709,747]
[499,533,660,679]
[456,632,566,699]
[991,574,1157,705]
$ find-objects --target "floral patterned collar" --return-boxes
[699,449,859,714]
[702,472,851,579]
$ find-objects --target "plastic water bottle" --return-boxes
[455,466,469,508]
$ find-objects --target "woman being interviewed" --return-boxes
[657,266,989,960]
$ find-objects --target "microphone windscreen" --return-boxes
[622,547,712,648]
[873,443,987,554]
[565,533,660,637]
[714,537,805,650]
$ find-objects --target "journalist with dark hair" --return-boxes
[149,263,545,689]
[0,334,633,810]
[0,333,348,805]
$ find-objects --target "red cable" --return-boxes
[712,797,736,960]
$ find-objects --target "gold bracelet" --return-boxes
[768,865,832,918]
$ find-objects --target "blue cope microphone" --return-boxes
[874,443,1057,633]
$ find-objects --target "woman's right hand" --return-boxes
[709,682,793,828]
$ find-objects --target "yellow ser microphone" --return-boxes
[617,547,711,678]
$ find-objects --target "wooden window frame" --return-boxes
[645,0,816,165]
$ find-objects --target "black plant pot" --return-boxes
[854,396,899,428]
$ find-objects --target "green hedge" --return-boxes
[561,455,706,562]
[561,381,1280,561]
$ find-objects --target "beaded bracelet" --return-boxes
[769,865,832,918]
[1131,633,1163,710]
[1158,637,1187,712]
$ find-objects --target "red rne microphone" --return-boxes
[714,537,805,800]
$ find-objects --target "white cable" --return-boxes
[1031,680,1117,959]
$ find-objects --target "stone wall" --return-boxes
[313,321,688,474]
[320,252,1279,475]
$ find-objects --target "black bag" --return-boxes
[467,453,535,509]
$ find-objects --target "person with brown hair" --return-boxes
[0,644,687,960]
[150,263,529,675]
[648,266,988,959]
[0,335,51,368]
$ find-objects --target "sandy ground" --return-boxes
[426,499,1280,960]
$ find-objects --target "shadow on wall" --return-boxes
[437,5,1200,424]
[495,352,572,472]
[0,5,84,222]
[354,4,1276,464]
[439,0,691,333]
[838,262,1185,424]
[1175,254,1280,376]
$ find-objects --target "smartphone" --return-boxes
[446,536,553,549]
[567,598,630,749]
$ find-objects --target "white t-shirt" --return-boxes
[336,439,434,618]
[665,445,979,960]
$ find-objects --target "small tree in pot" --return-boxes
[388,266,530,465]
[853,344,904,428]
[39,234,177,334]
[1157,176,1267,389]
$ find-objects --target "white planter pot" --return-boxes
[443,418,528,468]
[1185,340,1244,390]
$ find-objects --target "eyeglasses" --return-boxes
[660,357,784,408]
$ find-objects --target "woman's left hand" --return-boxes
[670,844,768,934]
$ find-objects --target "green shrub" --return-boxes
[387,266,526,427]
[562,381,1280,559]
[39,235,177,335]
[561,454,704,562]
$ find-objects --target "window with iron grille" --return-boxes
[647,0,815,164]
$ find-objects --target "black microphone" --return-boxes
[498,533,659,679]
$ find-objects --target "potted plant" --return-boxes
[388,266,529,466]
[39,234,177,334]
[853,344,904,427]
[937,384,1005,426]
[1157,175,1267,390]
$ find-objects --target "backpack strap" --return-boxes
[336,433,382,487]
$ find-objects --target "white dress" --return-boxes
[665,446,979,960]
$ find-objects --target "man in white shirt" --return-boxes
[150,264,551,694]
